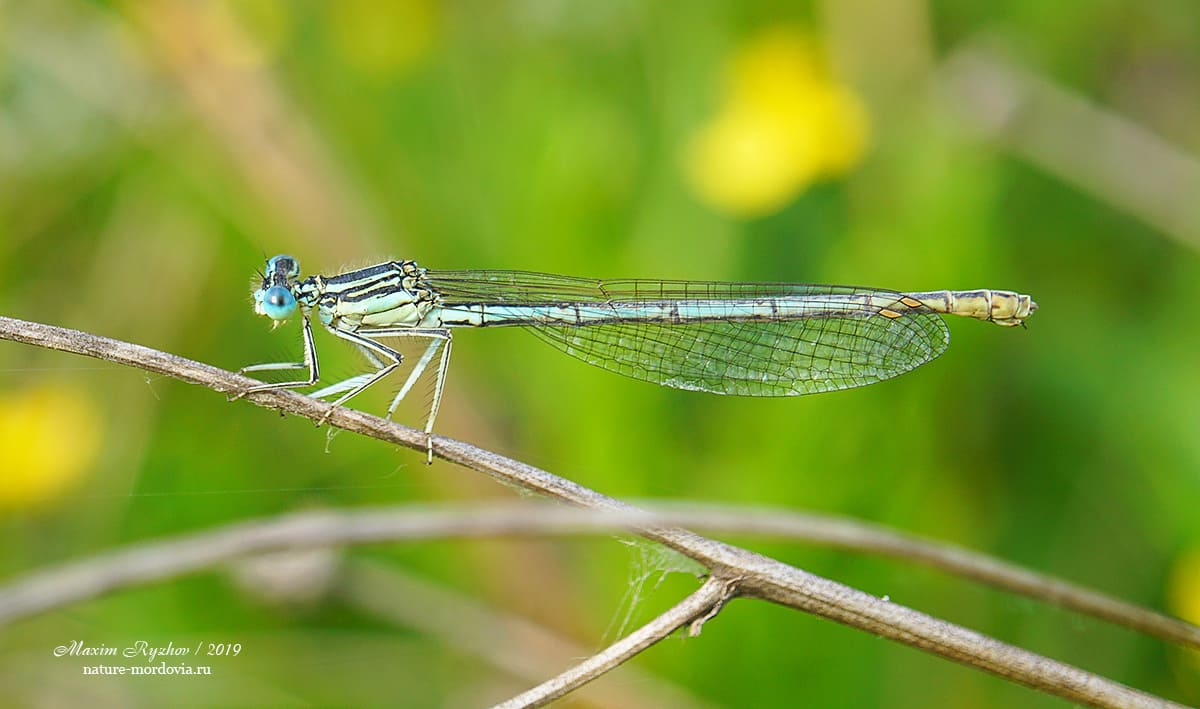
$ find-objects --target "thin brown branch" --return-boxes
[1,496,1192,653]
[341,558,717,709]
[0,315,1184,709]
[492,576,734,709]
[0,504,659,626]
[642,501,1200,650]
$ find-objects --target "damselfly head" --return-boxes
[252,254,301,322]
[264,254,300,283]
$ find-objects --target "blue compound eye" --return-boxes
[266,254,300,279]
[262,286,297,320]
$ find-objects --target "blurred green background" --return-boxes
[2,1,1200,706]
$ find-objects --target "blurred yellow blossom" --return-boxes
[726,27,827,111]
[687,104,820,218]
[686,27,871,217]
[329,0,438,76]
[0,384,102,508]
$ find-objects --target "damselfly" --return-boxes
[240,255,1037,459]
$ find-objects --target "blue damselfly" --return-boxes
[241,255,1037,459]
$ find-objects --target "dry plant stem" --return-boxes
[491,576,734,709]
[0,315,1183,709]
[342,558,716,709]
[0,506,1187,709]
[0,505,665,626]
[1,498,1193,652]
[642,502,1200,650]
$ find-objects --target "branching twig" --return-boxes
[491,576,735,709]
[341,558,716,709]
[0,315,1185,709]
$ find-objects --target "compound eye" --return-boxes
[261,286,297,320]
[266,254,300,279]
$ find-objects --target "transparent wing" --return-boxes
[426,270,950,397]
[525,316,948,396]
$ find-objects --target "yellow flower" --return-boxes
[726,27,828,111]
[0,384,102,508]
[685,27,871,217]
[686,103,820,218]
[804,83,870,177]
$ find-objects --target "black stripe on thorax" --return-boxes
[321,262,405,287]
[336,279,407,303]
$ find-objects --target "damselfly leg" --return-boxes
[307,327,452,462]
[235,316,319,396]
